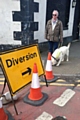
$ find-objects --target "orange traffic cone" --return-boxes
[28,63,43,100]
[0,99,14,120]
[23,63,48,106]
[45,52,58,83]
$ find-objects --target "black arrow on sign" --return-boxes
[22,67,31,76]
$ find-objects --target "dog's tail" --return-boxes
[67,42,71,49]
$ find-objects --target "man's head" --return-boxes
[52,10,59,20]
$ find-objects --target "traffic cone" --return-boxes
[45,52,58,83]
[23,63,48,106]
[0,98,14,120]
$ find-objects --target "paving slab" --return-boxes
[0,82,80,120]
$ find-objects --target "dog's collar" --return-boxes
[52,55,58,62]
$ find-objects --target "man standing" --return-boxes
[45,10,63,54]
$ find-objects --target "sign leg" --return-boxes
[2,79,6,94]
[44,75,48,87]
[10,93,18,115]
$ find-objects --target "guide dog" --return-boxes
[51,43,71,66]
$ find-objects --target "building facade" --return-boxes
[0,0,80,51]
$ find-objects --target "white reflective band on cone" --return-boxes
[31,73,40,88]
[0,98,2,108]
[45,60,52,71]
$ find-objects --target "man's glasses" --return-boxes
[52,14,57,16]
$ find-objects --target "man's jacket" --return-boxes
[45,19,63,42]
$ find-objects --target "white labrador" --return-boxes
[51,43,71,66]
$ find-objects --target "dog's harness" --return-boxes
[52,50,61,62]
[52,56,59,62]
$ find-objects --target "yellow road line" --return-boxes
[0,78,5,80]
[40,79,80,86]
[0,77,5,85]
[76,80,80,82]
[56,79,80,82]
[55,79,66,82]
[40,82,75,86]
[0,82,4,85]
[40,79,66,82]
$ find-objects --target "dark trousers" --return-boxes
[48,41,59,55]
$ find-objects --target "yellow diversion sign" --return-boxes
[0,44,44,94]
